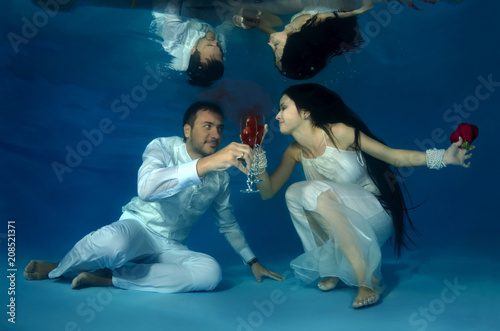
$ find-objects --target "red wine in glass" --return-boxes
[240,115,265,193]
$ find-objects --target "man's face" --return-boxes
[268,32,287,70]
[192,32,223,64]
[184,109,224,159]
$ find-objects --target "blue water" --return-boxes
[1,1,499,330]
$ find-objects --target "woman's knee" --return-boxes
[286,181,330,211]
[286,181,305,199]
[285,181,308,206]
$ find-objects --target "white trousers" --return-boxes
[49,213,222,293]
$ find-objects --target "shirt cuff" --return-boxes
[177,159,202,187]
[239,247,256,264]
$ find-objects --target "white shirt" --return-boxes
[122,137,255,262]
[151,13,233,71]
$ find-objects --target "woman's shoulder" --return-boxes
[329,122,353,134]
[285,141,302,163]
[327,123,356,149]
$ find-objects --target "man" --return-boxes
[31,0,230,86]
[151,2,233,86]
[186,30,226,87]
[24,101,284,292]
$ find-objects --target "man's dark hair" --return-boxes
[187,50,224,87]
[183,101,224,141]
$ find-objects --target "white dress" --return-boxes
[286,133,393,291]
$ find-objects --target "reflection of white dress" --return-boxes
[287,133,393,291]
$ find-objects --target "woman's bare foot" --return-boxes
[71,269,112,289]
[318,277,339,291]
[24,260,58,280]
[352,286,380,308]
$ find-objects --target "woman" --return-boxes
[244,0,374,79]
[255,83,473,308]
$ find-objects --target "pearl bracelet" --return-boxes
[252,149,268,175]
[426,148,446,170]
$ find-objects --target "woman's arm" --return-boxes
[358,132,427,167]
[256,142,300,200]
[335,123,472,168]
[343,0,374,17]
[255,12,284,35]
[357,130,473,168]
[316,0,374,20]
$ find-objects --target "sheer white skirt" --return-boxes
[285,180,393,291]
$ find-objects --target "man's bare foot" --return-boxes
[71,269,113,289]
[352,286,380,308]
[24,260,58,280]
[318,277,339,291]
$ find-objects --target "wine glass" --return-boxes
[240,115,265,193]
[252,116,265,184]
[233,8,262,29]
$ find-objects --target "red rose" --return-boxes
[449,123,478,150]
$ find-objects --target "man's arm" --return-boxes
[196,142,254,177]
[211,175,255,261]
[137,138,202,201]
[211,175,285,282]
[139,138,255,201]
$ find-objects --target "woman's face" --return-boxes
[276,94,303,135]
[268,32,288,70]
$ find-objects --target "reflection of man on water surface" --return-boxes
[31,0,233,86]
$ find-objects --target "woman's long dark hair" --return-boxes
[280,14,363,80]
[282,83,417,256]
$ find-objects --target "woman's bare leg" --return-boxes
[310,190,380,308]
[304,211,341,292]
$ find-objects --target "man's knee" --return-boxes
[193,256,222,291]
[78,220,140,266]
[87,228,129,256]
